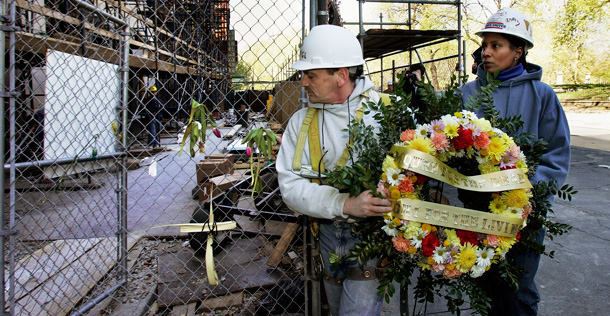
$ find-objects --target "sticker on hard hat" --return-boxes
[300,51,307,59]
[485,22,506,29]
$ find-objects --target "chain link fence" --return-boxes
[2,0,463,315]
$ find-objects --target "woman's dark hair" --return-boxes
[502,33,528,64]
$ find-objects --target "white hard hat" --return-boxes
[476,7,534,48]
[388,80,393,85]
[291,25,365,71]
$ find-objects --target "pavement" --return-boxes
[537,110,610,315]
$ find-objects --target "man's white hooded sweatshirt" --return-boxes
[276,76,380,220]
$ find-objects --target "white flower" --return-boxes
[441,114,459,126]
[415,124,429,137]
[461,110,478,120]
[432,246,450,264]
[475,247,495,267]
[410,228,428,249]
[470,264,486,278]
[382,219,398,237]
[504,207,524,218]
[386,168,405,186]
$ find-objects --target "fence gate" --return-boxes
[1,0,313,315]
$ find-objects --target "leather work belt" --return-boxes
[323,267,387,285]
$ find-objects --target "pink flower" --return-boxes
[473,132,491,150]
[397,178,415,193]
[499,154,517,169]
[487,235,499,247]
[378,182,390,198]
[429,119,445,133]
[400,130,415,142]
[246,147,252,157]
[213,128,222,138]
[431,132,449,150]
[443,268,462,279]
[432,264,446,272]
[392,236,411,252]
[277,136,282,143]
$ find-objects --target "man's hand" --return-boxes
[342,190,392,218]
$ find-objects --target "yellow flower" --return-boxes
[497,236,516,252]
[390,189,401,199]
[404,221,421,239]
[445,263,456,271]
[381,173,388,181]
[427,256,436,265]
[422,223,432,233]
[516,159,529,175]
[392,218,402,227]
[501,189,532,208]
[443,240,451,247]
[487,136,508,161]
[407,137,435,155]
[489,197,507,214]
[407,246,417,254]
[455,243,478,273]
[445,124,459,138]
[445,229,461,247]
[382,156,398,172]
[454,112,463,118]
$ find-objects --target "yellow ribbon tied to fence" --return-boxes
[154,184,236,285]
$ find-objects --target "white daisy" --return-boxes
[432,246,450,264]
[504,207,524,218]
[382,219,398,237]
[386,168,405,186]
[415,124,430,137]
[410,228,428,249]
[461,110,478,120]
[475,247,495,267]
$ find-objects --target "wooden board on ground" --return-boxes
[198,292,244,312]
[11,233,142,316]
[223,124,242,140]
[157,238,283,307]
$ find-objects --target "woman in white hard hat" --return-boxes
[461,7,570,316]
[277,24,390,316]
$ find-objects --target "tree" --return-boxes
[552,0,608,83]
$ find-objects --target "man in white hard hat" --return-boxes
[383,80,393,93]
[276,24,391,315]
[461,7,570,316]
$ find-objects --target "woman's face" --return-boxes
[481,33,522,74]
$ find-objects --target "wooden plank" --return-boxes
[197,292,243,313]
[171,302,196,316]
[14,234,142,316]
[9,237,104,303]
[157,239,283,307]
[266,222,300,268]
[223,124,242,140]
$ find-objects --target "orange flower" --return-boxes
[392,236,411,252]
[400,130,416,142]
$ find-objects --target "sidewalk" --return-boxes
[537,109,610,315]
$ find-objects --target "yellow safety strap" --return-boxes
[309,108,324,184]
[292,107,365,176]
[378,92,392,106]
[292,108,317,172]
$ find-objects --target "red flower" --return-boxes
[451,126,474,150]
[421,233,440,257]
[456,230,479,246]
[416,174,427,185]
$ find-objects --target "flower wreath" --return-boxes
[377,110,533,279]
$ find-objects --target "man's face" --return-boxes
[301,69,339,103]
